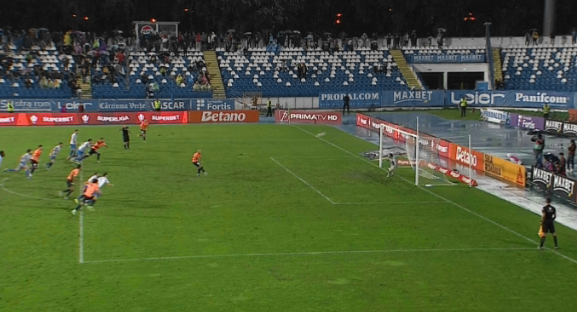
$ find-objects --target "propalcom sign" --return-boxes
[188,110,260,123]
[275,110,342,125]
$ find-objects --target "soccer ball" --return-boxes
[316,132,326,138]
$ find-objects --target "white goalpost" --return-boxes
[378,117,473,187]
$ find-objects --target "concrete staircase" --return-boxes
[390,49,422,90]
[77,76,92,99]
[492,48,503,82]
[203,51,226,99]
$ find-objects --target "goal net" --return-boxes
[378,123,455,187]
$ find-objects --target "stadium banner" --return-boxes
[531,166,577,203]
[319,91,382,109]
[446,90,575,109]
[188,110,259,123]
[382,90,445,107]
[480,108,510,124]
[484,154,526,186]
[544,119,564,135]
[0,112,189,126]
[562,122,577,136]
[0,113,19,126]
[0,98,193,112]
[408,54,486,64]
[508,113,545,130]
[448,143,485,171]
[275,110,342,125]
[192,99,235,111]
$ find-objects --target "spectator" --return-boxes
[572,28,577,45]
[403,32,409,47]
[558,153,567,176]
[160,66,167,76]
[543,103,550,119]
[524,31,531,46]
[568,139,576,173]
[176,73,184,86]
[532,30,539,45]
[410,30,417,47]
[386,33,392,48]
[532,133,545,168]
[196,33,201,51]
[60,105,67,113]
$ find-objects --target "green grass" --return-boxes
[1,124,577,312]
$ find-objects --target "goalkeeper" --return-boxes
[387,153,396,177]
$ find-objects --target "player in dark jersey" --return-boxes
[539,198,558,249]
[119,126,130,150]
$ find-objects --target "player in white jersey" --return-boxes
[0,151,4,171]
[387,153,397,177]
[67,130,79,161]
[95,173,113,199]
[4,149,32,178]
[75,139,92,164]
[45,143,64,169]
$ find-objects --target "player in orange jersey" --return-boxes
[83,138,108,163]
[61,165,82,200]
[28,145,43,179]
[72,178,100,215]
[138,118,149,142]
[192,149,207,177]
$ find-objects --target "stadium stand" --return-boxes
[93,51,212,99]
[217,47,410,97]
[501,47,577,91]
[0,46,76,99]
[402,46,487,58]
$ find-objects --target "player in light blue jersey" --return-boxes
[4,149,33,178]
[45,142,64,169]
[67,130,79,161]
[75,139,93,164]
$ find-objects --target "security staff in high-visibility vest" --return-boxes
[459,96,467,117]
[543,103,551,119]
[266,98,272,117]
[153,99,161,112]
[7,100,15,113]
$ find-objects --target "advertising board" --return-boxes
[189,110,260,123]
[484,154,526,186]
[275,110,342,125]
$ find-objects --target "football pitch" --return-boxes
[1,123,577,312]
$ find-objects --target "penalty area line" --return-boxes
[1,178,63,202]
[294,125,577,266]
[83,247,538,264]
[270,157,336,204]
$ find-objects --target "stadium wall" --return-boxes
[1,90,576,112]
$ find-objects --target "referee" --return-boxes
[539,198,558,249]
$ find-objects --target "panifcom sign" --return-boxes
[447,90,575,108]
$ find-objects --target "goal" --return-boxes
[377,120,470,187]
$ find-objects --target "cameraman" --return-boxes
[532,133,545,168]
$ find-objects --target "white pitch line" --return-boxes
[83,247,537,264]
[78,160,85,264]
[79,210,84,264]
[270,157,336,204]
[294,125,577,265]
[1,178,65,202]
[335,201,446,205]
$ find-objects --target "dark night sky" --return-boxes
[1,0,575,37]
